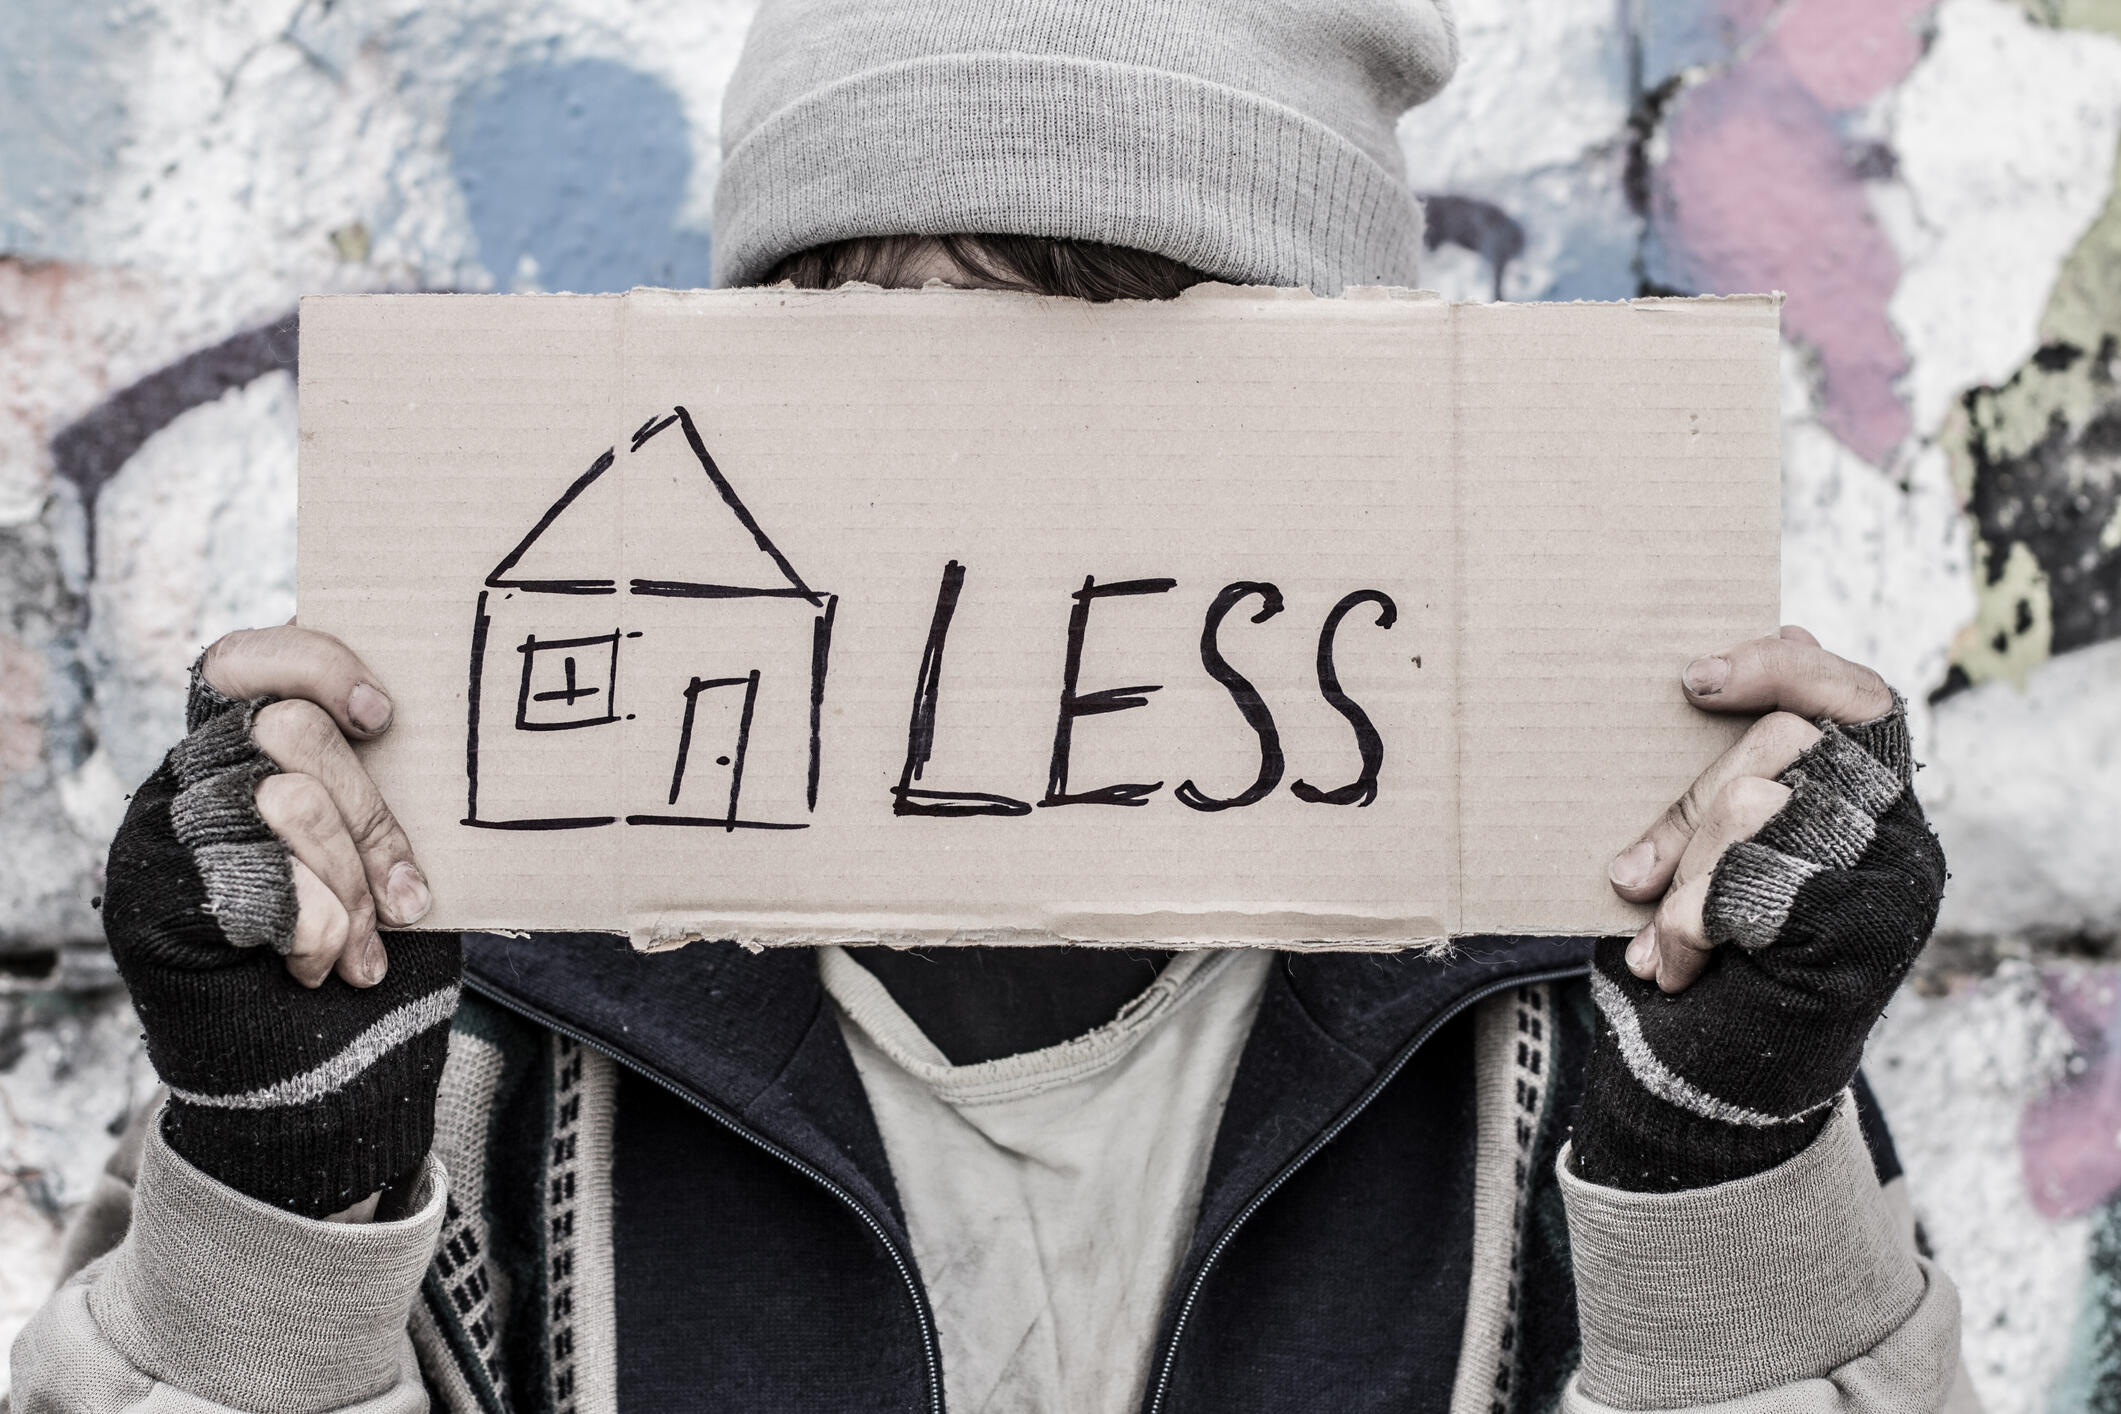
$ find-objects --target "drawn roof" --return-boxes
[486,407,823,605]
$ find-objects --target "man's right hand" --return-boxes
[102,626,461,1218]
[202,625,431,986]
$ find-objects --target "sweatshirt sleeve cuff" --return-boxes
[1557,1091,1926,1408]
[87,1112,446,1412]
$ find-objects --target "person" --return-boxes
[10,3,1971,1412]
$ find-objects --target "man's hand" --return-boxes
[1567,625,1944,1191]
[1605,625,1893,993]
[101,626,460,1217]
[201,626,430,988]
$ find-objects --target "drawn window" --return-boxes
[516,631,621,731]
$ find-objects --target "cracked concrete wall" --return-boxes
[3,0,2120,1405]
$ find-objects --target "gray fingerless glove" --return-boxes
[164,668,298,946]
[1570,694,1944,1191]
[103,660,461,1217]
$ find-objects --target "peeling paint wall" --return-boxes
[3,1,2120,1405]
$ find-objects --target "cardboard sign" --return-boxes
[298,286,1780,949]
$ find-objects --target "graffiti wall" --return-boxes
[3,0,2119,1403]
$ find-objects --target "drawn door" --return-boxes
[666,671,759,826]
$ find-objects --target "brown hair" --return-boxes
[763,233,1209,302]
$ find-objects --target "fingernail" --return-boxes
[363,930,389,985]
[1682,656,1729,696]
[1626,927,1656,977]
[1609,841,1655,890]
[348,682,393,734]
[386,862,432,925]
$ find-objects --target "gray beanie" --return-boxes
[710,1,1459,294]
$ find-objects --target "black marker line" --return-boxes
[1039,574,1177,809]
[486,447,615,587]
[530,655,599,705]
[672,407,825,607]
[1066,685,1166,716]
[1175,581,1286,813]
[668,674,754,806]
[623,815,809,830]
[906,563,965,786]
[513,633,535,730]
[808,595,837,812]
[516,630,624,653]
[497,579,618,596]
[896,787,1034,817]
[668,681,697,807]
[725,669,761,832]
[892,562,1032,818]
[631,412,680,450]
[514,715,620,733]
[515,631,622,731]
[1291,589,1398,808]
[462,816,619,831]
[465,591,490,822]
[1039,572,1187,805]
[627,581,819,600]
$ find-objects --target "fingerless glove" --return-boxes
[103,663,460,1217]
[1570,696,1944,1191]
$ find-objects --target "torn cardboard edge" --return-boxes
[809,277,1784,309]
[628,909,1458,954]
[298,284,1784,950]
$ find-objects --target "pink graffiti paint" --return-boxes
[2022,968,2121,1220]
[1654,0,1934,464]
[1773,0,1934,112]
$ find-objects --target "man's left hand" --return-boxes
[1607,625,1897,993]
[1567,625,1946,1191]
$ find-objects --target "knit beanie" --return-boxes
[710,1,1460,294]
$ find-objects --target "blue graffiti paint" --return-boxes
[1635,0,1742,92]
[0,0,144,257]
[448,60,714,293]
[2052,1190,2121,1413]
[1421,195,1526,301]
[1639,225,1697,297]
[1541,224,1641,303]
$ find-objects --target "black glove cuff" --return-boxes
[1571,944,1835,1191]
[158,932,463,1218]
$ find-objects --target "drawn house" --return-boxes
[464,407,834,831]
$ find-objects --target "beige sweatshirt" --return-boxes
[8,986,1979,1414]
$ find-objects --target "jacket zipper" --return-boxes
[1141,961,1590,1414]
[459,974,947,1414]
[467,958,1590,1414]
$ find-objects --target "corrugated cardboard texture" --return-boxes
[297,286,1780,948]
